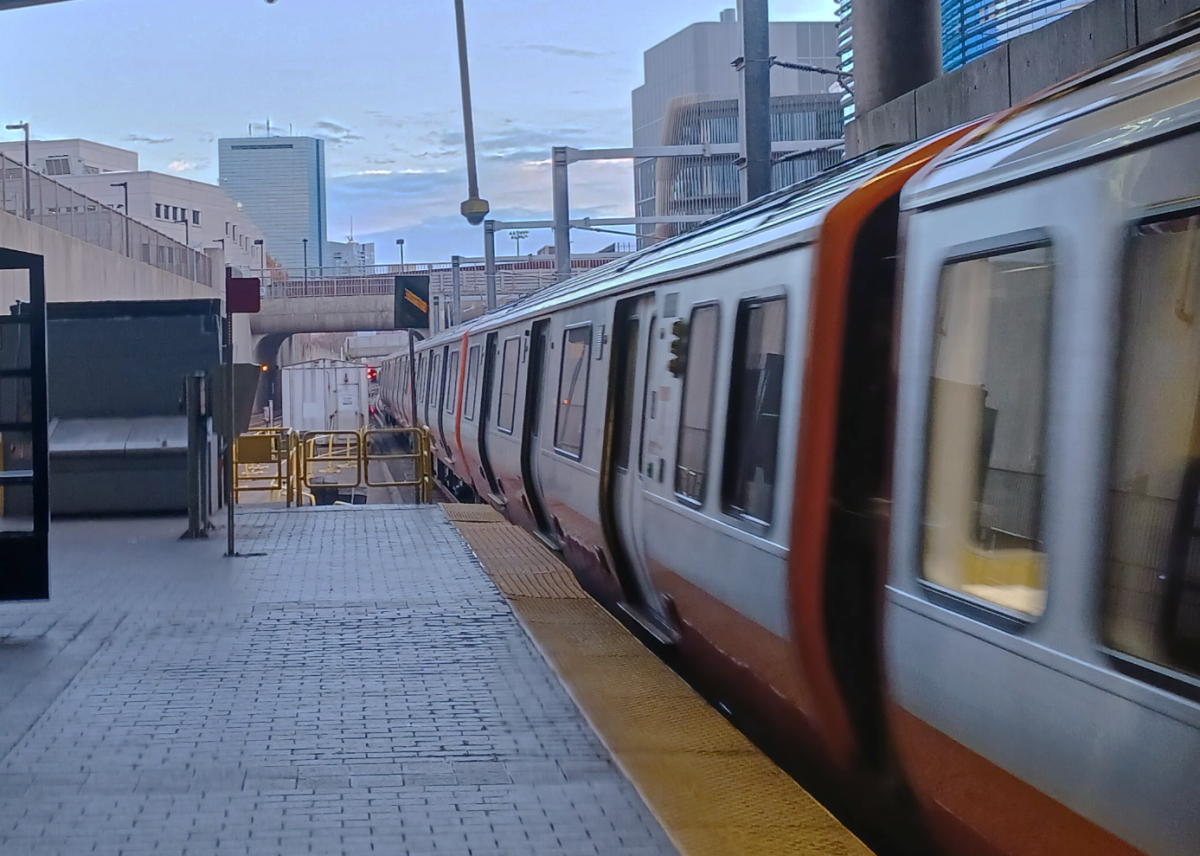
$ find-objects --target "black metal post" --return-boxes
[738,0,772,203]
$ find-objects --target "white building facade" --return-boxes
[60,170,266,271]
[0,138,137,176]
[326,239,375,273]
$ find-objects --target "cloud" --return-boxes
[124,133,174,145]
[313,120,365,146]
[525,44,606,59]
[366,111,406,129]
[167,160,195,173]
[477,126,591,162]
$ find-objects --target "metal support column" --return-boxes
[738,0,772,203]
[450,255,462,327]
[552,146,571,283]
[183,372,209,539]
[483,219,497,312]
[223,313,235,557]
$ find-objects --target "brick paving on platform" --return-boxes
[0,506,679,856]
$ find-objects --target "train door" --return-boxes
[609,295,671,631]
[522,320,556,543]
[437,347,458,460]
[477,332,502,499]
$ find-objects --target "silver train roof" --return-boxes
[418,138,930,347]
[904,26,1200,210]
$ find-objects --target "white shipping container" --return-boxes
[281,359,369,433]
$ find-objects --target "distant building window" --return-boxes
[192,210,200,225]
[155,203,162,218]
[44,156,70,176]
[225,222,229,235]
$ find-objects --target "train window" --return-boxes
[923,245,1052,618]
[445,350,460,414]
[498,337,521,433]
[429,352,442,415]
[416,355,426,404]
[464,344,480,420]
[676,304,720,504]
[722,297,786,525]
[554,325,592,458]
[1104,213,1200,679]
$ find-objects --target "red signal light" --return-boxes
[366,366,378,381]
[260,363,269,373]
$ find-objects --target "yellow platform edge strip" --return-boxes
[442,504,873,856]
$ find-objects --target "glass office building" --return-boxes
[218,136,328,270]
[836,1,1093,117]
[941,0,1090,70]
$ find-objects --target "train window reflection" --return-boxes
[498,337,521,433]
[924,245,1052,618]
[555,325,592,458]
[464,344,480,420]
[722,297,786,525]
[1105,213,1200,678]
[676,305,720,504]
[445,350,460,415]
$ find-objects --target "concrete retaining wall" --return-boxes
[847,0,1200,154]
[0,209,216,305]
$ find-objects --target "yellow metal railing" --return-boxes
[362,427,433,502]
[234,427,297,506]
[233,426,432,506]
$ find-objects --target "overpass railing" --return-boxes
[251,254,626,301]
[0,155,213,287]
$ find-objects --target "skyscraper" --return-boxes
[218,135,328,270]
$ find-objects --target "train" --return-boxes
[376,28,1200,856]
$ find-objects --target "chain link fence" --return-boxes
[0,154,212,287]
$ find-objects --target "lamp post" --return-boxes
[396,237,405,269]
[508,229,528,256]
[453,0,489,226]
[173,217,190,246]
[6,121,30,219]
[110,181,130,256]
[302,238,309,295]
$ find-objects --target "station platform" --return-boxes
[0,504,868,856]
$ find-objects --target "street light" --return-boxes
[6,121,30,219]
[396,237,405,269]
[110,181,130,256]
[173,217,190,246]
[302,238,309,294]
[508,229,528,256]
[453,0,489,226]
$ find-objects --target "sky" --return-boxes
[3,0,836,262]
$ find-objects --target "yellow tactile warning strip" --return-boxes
[441,503,873,856]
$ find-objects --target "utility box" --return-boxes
[281,359,369,433]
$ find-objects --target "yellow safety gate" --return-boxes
[233,426,432,506]
[234,427,298,506]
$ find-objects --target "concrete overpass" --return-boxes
[248,254,625,338]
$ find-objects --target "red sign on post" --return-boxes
[226,276,261,314]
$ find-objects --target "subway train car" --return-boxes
[378,30,1200,856]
